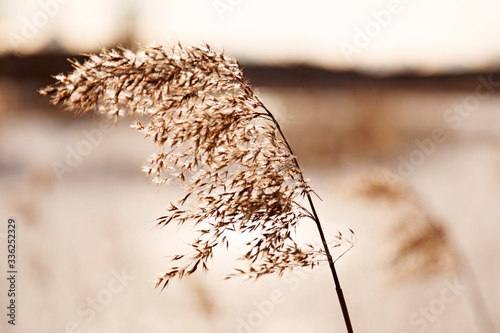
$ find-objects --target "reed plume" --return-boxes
[40,44,355,332]
[345,168,458,281]
[346,168,496,332]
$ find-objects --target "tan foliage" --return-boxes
[40,44,353,289]
[345,168,458,282]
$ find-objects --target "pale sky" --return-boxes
[2,0,500,73]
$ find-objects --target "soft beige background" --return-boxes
[1,1,500,332]
[2,0,500,72]
[0,84,499,332]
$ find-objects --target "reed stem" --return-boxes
[307,194,354,333]
[259,100,354,333]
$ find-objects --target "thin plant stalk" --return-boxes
[260,101,354,333]
[40,44,356,332]
[308,195,354,333]
[460,253,497,333]
[348,169,494,333]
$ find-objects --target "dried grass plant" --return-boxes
[342,169,455,280]
[40,44,355,332]
[346,168,496,332]
[344,169,462,281]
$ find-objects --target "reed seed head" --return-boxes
[345,169,458,282]
[383,209,457,282]
[40,44,349,288]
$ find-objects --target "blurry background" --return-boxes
[1,1,500,332]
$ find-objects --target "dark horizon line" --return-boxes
[1,52,499,92]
